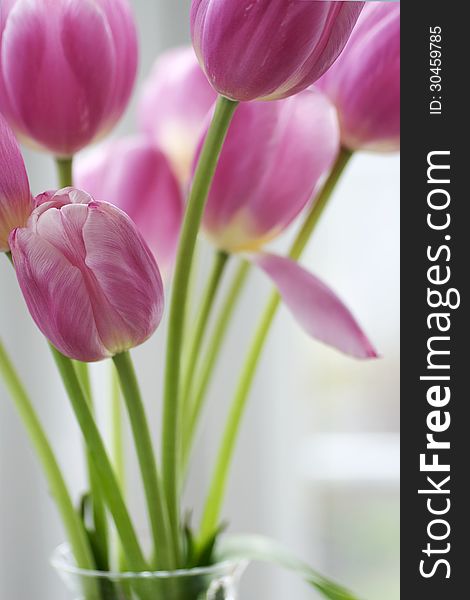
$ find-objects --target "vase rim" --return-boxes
[51,543,247,581]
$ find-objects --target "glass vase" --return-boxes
[52,545,247,600]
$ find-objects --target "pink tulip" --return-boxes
[0,0,138,157]
[138,47,216,184]
[74,136,184,276]
[316,3,400,152]
[190,0,364,102]
[9,188,163,362]
[0,113,33,251]
[199,90,339,253]
[194,89,375,359]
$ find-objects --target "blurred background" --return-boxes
[0,1,399,599]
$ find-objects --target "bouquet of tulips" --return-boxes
[0,1,400,599]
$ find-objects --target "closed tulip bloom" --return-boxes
[0,113,33,251]
[199,90,339,253]
[0,0,138,157]
[316,3,400,152]
[138,47,216,184]
[10,189,164,362]
[75,136,184,276]
[190,0,364,102]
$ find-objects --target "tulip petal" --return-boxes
[0,113,32,250]
[199,90,339,253]
[60,0,117,127]
[75,137,184,276]
[10,189,164,361]
[82,202,164,354]
[191,0,364,102]
[137,46,216,184]
[9,227,109,362]
[33,203,88,266]
[97,0,138,127]
[254,253,377,360]
[316,3,400,152]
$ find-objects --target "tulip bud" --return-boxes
[0,113,33,251]
[197,90,339,253]
[190,0,364,102]
[10,189,164,362]
[74,136,184,276]
[316,3,400,152]
[0,0,138,157]
[138,47,217,184]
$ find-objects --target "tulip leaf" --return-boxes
[216,534,362,600]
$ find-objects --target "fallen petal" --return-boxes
[254,253,378,360]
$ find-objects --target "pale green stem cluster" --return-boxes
[181,260,251,474]
[180,250,229,424]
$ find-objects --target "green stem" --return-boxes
[111,363,125,494]
[161,96,238,556]
[182,260,250,473]
[110,363,126,571]
[199,149,353,545]
[113,351,174,570]
[87,460,109,570]
[51,348,148,572]
[186,241,201,325]
[0,340,96,574]
[56,157,73,189]
[74,359,109,570]
[181,250,229,425]
[74,360,91,399]
[290,149,353,261]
